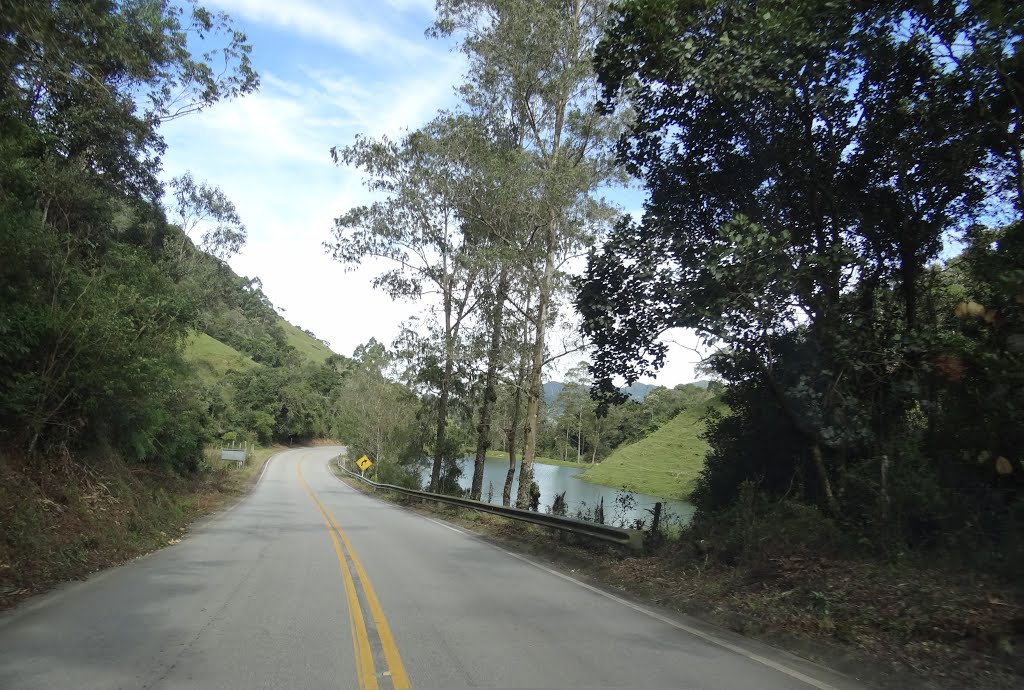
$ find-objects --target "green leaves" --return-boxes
[580,0,1024,538]
[1,0,257,200]
[167,172,247,261]
[0,1,257,469]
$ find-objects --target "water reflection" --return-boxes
[420,456,694,527]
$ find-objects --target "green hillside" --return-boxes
[579,397,723,500]
[280,319,334,363]
[185,321,337,384]
[184,332,257,383]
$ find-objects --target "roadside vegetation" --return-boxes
[0,446,279,609]
[581,0,1024,572]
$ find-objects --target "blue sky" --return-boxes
[159,0,704,386]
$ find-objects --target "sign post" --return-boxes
[356,455,373,477]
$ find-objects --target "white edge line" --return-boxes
[364,494,847,690]
[1,449,290,628]
[256,451,274,485]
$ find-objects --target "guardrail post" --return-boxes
[645,502,663,553]
[627,529,644,553]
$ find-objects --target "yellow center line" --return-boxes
[323,509,411,690]
[297,457,379,690]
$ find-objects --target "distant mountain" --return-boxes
[543,381,564,406]
[622,382,656,401]
[691,380,712,390]
[543,380,656,406]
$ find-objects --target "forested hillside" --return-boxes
[0,0,258,469]
[0,0,366,463]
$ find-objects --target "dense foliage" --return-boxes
[0,1,354,468]
[580,0,1024,565]
[0,0,256,470]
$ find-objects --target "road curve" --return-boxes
[0,447,864,689]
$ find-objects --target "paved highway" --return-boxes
[0,447,864,689]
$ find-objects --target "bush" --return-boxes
[688,483,845,565]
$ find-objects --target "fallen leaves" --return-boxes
[598,552,1024,688]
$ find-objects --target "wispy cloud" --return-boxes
[380,0,437,12]
[160,51,464,359]
[209,0,430,60]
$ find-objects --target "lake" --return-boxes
[420,456,694,527]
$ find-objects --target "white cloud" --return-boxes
[160,49,464,359]
[380,0,436,12]
[230,222,414,358]
[208,0,430,59]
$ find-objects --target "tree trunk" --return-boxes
[471,267,509,500]
[430,334,455,493]
[504,314,531,506]
[503,363,525,506]
[576,407,582,463]
[811,444,841,517]
[516,221,557,508]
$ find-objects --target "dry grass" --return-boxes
[0,445,281,610]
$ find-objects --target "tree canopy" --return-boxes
[579,0,1024,558]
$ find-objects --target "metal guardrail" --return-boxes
[336,461,643,552]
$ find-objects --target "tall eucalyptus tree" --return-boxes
[433,0,622,507]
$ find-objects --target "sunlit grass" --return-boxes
[578,398,724,500]
[183,331,257,383]
[280,319,335,363]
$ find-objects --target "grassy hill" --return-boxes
[183,332,257,383]
[579,397,724,500]
[280,319,335,364]
[185,320,338,383]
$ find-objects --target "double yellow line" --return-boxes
[297,457,410,690]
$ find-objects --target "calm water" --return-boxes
[420,456,694,527]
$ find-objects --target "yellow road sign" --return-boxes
[356,455,373,472]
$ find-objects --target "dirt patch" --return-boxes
[330,461,1024,689]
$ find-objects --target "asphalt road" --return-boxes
[0,447,864,689]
